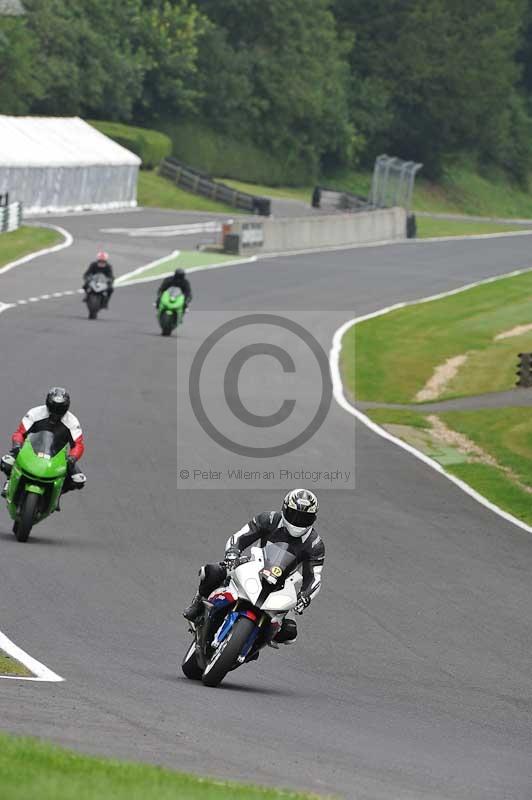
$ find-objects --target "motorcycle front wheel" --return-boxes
[181,640,203,680]
[14,492,39,542]
[202,616,256,688]
[87,293,101,320]
[160,313,174,336]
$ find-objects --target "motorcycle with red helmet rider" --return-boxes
[83,251,114,311]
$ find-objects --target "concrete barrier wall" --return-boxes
[226,207,406,255]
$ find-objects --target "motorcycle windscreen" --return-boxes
[261,543,300,611]
[262,541,298,583]
[21,431,69,479]
[26,430,67,458]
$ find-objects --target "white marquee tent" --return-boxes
[0,116,141,214]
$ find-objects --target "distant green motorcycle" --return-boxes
[1,431,70,542]
[158,286,186,336]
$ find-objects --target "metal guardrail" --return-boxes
[311,186,373,212]
[159,157,271,216]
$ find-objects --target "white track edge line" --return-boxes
[329,270,532,536]
[0,630,64,682]
[0,224,73,276]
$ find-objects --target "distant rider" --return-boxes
[1,388,86,502]
[155,268,192,310]
[83,251,114,308]
[183,488,324,647]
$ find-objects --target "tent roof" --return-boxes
[0,116,141,167]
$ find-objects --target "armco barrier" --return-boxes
[159,157,271,216]
[0,201,22,233]
[311,186,371,212]
[224,207,407,255]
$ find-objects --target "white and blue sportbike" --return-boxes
[182,543,301,687]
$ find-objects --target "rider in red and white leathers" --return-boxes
[2,388,86,497]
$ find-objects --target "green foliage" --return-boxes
[132,0,207,121]
[161,120,311,185]
[193,0,356,176]
[334,0,531,179]
[0,16,44,113]
[89,121,172,168]
[16,0,204,122]
[4,0,532,184]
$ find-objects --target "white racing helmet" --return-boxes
[281,488,319,538]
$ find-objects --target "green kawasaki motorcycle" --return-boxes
[158,287,185,336]
[1,431,80,542]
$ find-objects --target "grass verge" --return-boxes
[347,270,532,403]
[138,171,239,215]
[0,733,324,800]
[220,163,532,223]
[416,217,531,239]
[0,652,32,677]
[0,226,63,270]
[365,407,532,526]
[441,408,532,525]
[221,179,312,204]
[116,251,250,285]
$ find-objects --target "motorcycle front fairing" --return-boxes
[87,275,110,294]
[6,430,68,521]
[205,545,302,662]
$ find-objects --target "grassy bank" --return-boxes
[348,270,532,403]
[138,171,238,214]
[214,164,532,223]
[89,121,172,169]
[364,407,532,526]
[0,733,324,800]
[346,269,532,526]
[90,119,532,222]
[416,217,531,238]
[0,652,32,677]
[0,226,63,270]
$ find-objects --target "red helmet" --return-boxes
[97,251,109,262]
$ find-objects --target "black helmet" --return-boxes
[46,387,70,420]
[174,268,185,279]
[281,488,319,538]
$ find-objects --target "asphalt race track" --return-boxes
[1,210,532,799]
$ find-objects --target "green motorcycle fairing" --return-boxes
[158,287,185,329]
[6,430,68,524]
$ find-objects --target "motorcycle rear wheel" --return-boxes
[202,616,256,688]
[14,492,39,543]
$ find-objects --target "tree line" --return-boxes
[2,0,532,181]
